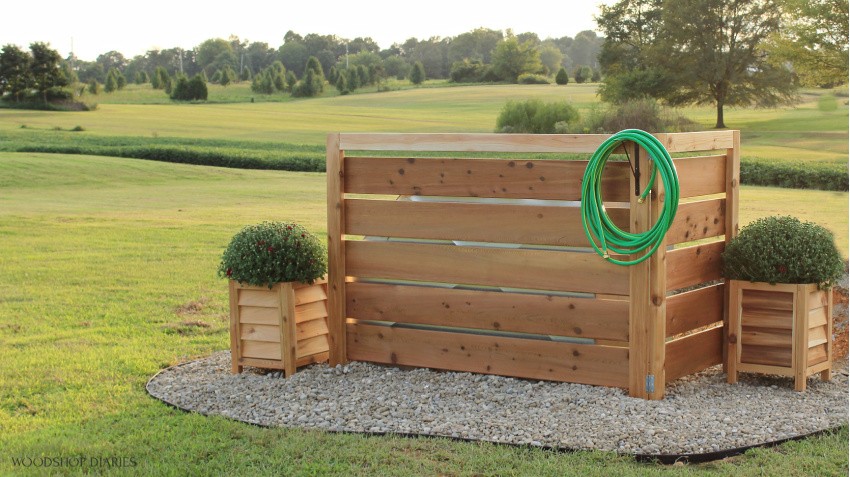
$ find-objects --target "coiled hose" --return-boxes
[581,129,679,266]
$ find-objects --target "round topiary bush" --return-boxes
[218,222,327,288]
[722,216,844,289]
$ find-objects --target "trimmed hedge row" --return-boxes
[14,144,325,172]
[741,159,847,192]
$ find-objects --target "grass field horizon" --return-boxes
[1,82,847,168]
[0,153,847,475]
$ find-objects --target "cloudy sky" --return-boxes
[2,1,612,60]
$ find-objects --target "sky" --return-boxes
[2,1,612,61]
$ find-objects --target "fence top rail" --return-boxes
[334,131,737,154]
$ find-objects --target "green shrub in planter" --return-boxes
[722,216,843,289]
[218,222,327,288]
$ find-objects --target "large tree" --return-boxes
[767,0,848,86]
[0,44,31,101]
[660,0,796,128]
[29,42,68,102]
[598,0,796,128]
[491,36,543,82]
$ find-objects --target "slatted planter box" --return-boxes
[229,277,330,376]
[727,280,833,391]
[327,131,741,399]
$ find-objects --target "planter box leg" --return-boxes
[820,368,831,382]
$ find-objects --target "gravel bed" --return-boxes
[147,352,848,456]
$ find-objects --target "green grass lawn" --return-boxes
[2,83,845,168]
[0,153,847,475]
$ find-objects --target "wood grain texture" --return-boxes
[666,283,724,337]
[674,155,727,198]
[229,280,241,373]
[279,283,297,377]
[295,300,328,323]
[346,323,629,387]
[344,156,630,201]
[237,289,280,308]
[294,281,328,305]
[741,344,792,367]
[241,340,282,360]
[338,132,734,153]
[240,324,281,343]
[666,326,723,382]
[666,198,725,245]
[346,282,629,341]
[296,318,329,342]
[327,133,347,366]
[297,334,330,359]
[666,241,724,291]
[345,240,629,295]
[238,306,280,325]
[345,198,629,247]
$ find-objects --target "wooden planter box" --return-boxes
[727,280,833,391]
[229,276,329,376]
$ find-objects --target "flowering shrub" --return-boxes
[722,216,843,289]
[218,222,327,288]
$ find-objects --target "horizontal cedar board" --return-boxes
[740,326,792,348]
[346,282,629,341]
[742,289,794,311]
[666,326,723,382]
[237,289,279,308]
[344,156,630,202]
[346,322,629,387]
[666,283,724,337]
[294,284,327,306]
[808,326,828,347]
[808,290,828,310]
[296,351,329,367]
[809,306,828,328]
[337,132,734,153]
[740,344,792,367]
[240,324,281,343]
[666,241,724,291]
[666,198,725,245]
[239,306,280,325]
[674,155,727,198]
[297,334,329,359]
[241,340,282,360]
[295,300,328,323]
[346,240,629,295]
[808,344,828,366]
[297,318,329,341]
[345,198,628,247]
[740,308,793,329]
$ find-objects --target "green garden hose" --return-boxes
[581,129,680,266]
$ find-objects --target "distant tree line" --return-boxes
[60,28,605,89]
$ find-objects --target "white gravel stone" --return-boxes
[146,352,848,456]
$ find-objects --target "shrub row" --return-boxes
[740,159,848,191]
[13,144,325,171]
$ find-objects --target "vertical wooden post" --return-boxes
[629,142,666,400]
[793,285,809,391]
[823,288,833,381]
[279,283,297,377]
[229,280,242,374]
[326,133,348,367]
[726,280,741,384]
[724,130,741,376]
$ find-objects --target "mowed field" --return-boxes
[0,151,847,475]
[0,82,847,166]
[0,81,848,474]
